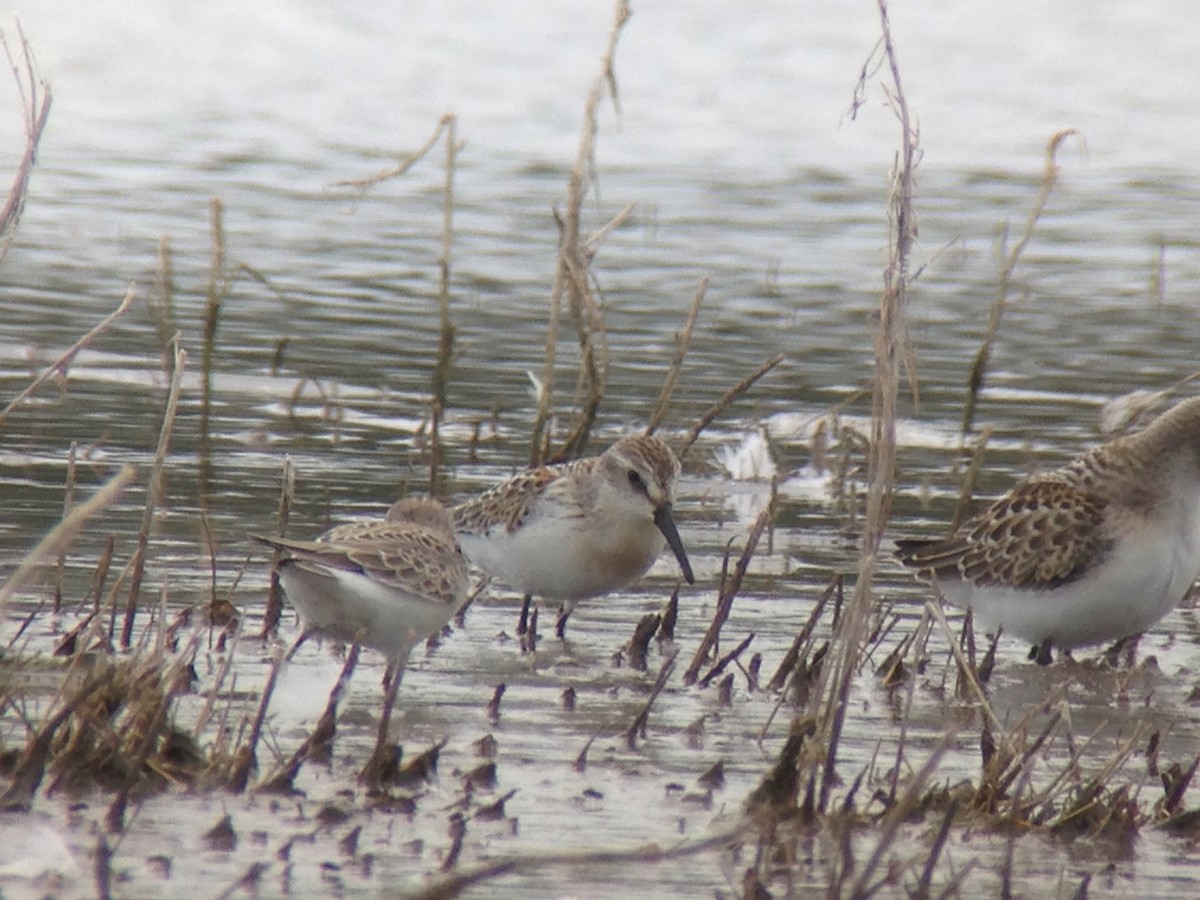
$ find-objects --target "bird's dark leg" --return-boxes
[516,594,532,636]
[1102,633,1141,667]
[555,604,571,640]
[1029,638,1054,666]
[285,628,313,661]
[360,648,410,789]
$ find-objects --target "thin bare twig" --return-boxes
[0,24,52,264]
[677,353,785,460]
[647,277,707,435]
[0,287,137,431]
[336,114,457,192]
[531,0,630,464]
[0,465,137,614]
[961,129,1079,436]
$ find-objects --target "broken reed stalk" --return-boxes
[256,644,361,793]
[258,455,295,639]
[121,339,187,649]
[676,353,785,461]
[54,441,78,612]
[810,0,917,816]
[198,198,227,501]
[0,464,137,615]
[151,236,177,359]
[0,664,117,812]
[646,276,707,435]
[530,0,630,465]
[335,113,456,192]
[429,115,462,497]
[766,573,839,692]
[948,424,992,534]
[696,632,754,689]
[227,638,279,793]
[0,24,52,266]
[410,824,741,900]
[961,128,1079,437]
[845,734,954,900]
[106,635,202,831]
[683,506,771,685]
[927,600,1002,735]
[0,286,136,432]
[625,651,676,749]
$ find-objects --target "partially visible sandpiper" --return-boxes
[896,396,1200,664]
[453,433,695,639]
[254,496,468,778]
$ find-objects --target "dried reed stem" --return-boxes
[646,276,707,435]
[811,0,917,815]
[335,114,456,192]
[948,425,992,533]
[961,129,1078,436]
[677,353,785,461]
[625,651,676,749]
[683,506,771,685]
[0,24,52,265]
[198,198,226,500]
[0,287,136,431]
[430,116,462,495]
[0,464,137,614]
[53,441,78,612]
[121,340,187,649]
[530,0,630,464]
[410,826,740,900]
[258,455,295,639]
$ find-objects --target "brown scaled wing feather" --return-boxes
[896,479,1110,590]
[453,461,588,535]
[256,522,467,607]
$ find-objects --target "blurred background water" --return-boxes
[2,1,1200,897]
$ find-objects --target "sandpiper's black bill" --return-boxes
[653,503,695,585]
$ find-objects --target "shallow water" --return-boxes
[3,1,1200,897]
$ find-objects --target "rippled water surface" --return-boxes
[3,1,1200,897]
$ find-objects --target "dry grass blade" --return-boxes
[625,651,676,749]
[405,827,740,900]
[948,425,992,533]
[0,464,137,614]
[0,287,136,431]
[121,339,187,649]
[846,734,954,900]
[257,455,295,639]
[530,0,630,464]
[961,128,1079,436]
[683,506,771,685]
[430,115,463,496]
[0,665,117,811]
[808,0,918,819]
[335,113,456,192]
[647,276,707,435]
[677,354,784,461]
[0,23,52,265]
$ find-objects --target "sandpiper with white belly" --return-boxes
[254,496,469,780]
[453,433,695,639]
[896,396,1200,664]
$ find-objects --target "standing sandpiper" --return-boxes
[254,496,469,779]
[896,396,1200,664]
[453,433,695,639]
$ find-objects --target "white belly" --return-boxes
[941,517,1200,649]
[457,513,665,604]
[279,565,457,659]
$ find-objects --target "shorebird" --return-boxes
[896,396,1200,664]
[254,496,468,779]
[453,433,695,639]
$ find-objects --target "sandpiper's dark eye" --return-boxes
[628,469,646,492]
